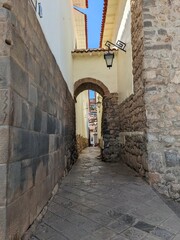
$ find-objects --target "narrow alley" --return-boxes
[29,148,180,240]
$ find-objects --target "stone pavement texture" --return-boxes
[29,148,180,240]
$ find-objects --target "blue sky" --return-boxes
[74,0,104,48]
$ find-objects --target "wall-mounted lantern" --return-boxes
[104,40,126,69]
[104,51,114,69]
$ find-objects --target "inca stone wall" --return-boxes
[0,1,76,239]
[0,4,11,239]
[143,0,180,199]
[119,0,148,175]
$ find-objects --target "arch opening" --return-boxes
[74,78,109,157]
[74,78,110,99]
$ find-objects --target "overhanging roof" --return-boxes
[73,0,88,8]
[99,0,127,48]
[72,48,118,57]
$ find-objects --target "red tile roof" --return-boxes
[72,48,117,53]
[85,13,88,48]
[99,0,108,48]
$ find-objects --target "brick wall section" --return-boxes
[143,0,180,199]
[0,1,77,239]
[118,0,148,174]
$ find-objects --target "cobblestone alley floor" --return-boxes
[29,147,180,240]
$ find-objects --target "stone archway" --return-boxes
[74,78,120,162]
[74,78,110,100]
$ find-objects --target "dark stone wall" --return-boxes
[0,1,76,239]
[0,4,11,239]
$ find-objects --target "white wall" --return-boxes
[116,3,133,103]
[73,53,118,93]
[36,0,75,95]
[75,91,89,138]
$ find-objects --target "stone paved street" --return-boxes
[30,148,180,240]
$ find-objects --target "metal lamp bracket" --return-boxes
[105,40,126,52]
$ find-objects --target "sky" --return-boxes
[74,0,104,49]
[74,1,104,98]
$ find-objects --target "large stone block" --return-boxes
[28,104,35,130]
[21,100,29,129]
[165,150,180,168]
[0,89,9,125]
[47,114,56,134]
[0,206,6,240]
[10,127,39,162]
[0,21,10,57]
[11,28,27,69]
[20,158,33,194]
[6,190,30,240]
[7,161,21,204]
[11,91,22,127]
[0,56,10,89]
[0,125,9,163]
[10,57,29,99]
[39,133,49,155]
[34,107,42,132]
[33,155,49,185]
[0,164,7,206]
[41,111,47,133]
[29,83,37,106]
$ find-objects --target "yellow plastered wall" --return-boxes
[75,91,89,138]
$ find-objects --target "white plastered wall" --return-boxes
[36,0,75,95]
[76,91,89,138]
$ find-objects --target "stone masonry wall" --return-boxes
[119,0,180,199]
[119,0,148,175]
[102,93,120,162]
[143,0,180,199]
[0,1,76,239]
[76,134,88,155]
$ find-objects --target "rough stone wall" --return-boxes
[76,134,88,154]
[143,0,180,199]
[119,0,148,175]
[102,93,120,162]
[0,1,76,239]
